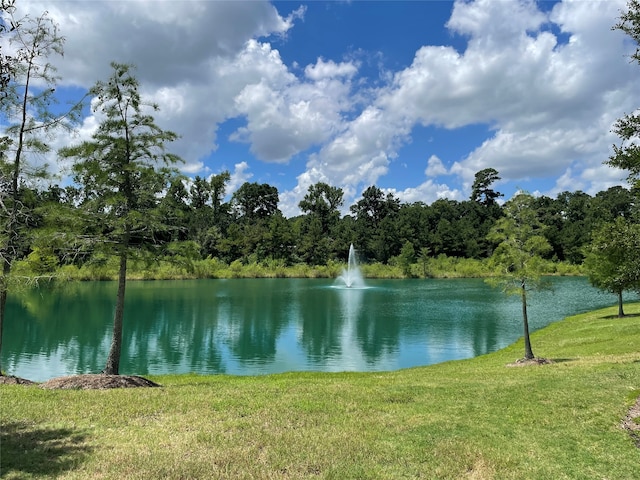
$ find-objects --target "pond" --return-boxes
[1,277,631,381]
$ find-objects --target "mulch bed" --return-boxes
[40,374,161,389]
[0,375,37,385]
[0,374,160,389]
[506,357,554,367]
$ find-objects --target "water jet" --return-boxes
[336,244,365,288]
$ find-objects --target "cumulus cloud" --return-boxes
[304,58,358,80]
[229,52,356,163]
[35,0,296,86]
[2,1,296,171]
[282,0,636,211]
[14,1,358,178]
[387,181,463,206]
[446,0,637,195]
[425,155,449,177]
[227,161,254,195]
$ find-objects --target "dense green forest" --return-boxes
[9,174,638,279]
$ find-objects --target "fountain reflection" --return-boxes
[337,285,364,321]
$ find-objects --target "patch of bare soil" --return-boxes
[506,357,554,367]
[622,396,640,448]
[40,374,160,390]
[0,375,37,385]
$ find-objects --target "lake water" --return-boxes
[1,277,631,381]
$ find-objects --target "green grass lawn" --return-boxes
[1,303,639,479]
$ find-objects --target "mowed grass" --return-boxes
[1,304,639,479]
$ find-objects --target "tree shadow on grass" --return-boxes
[547,358,575,363]
[601,313,640,320]
[0,421,92,477]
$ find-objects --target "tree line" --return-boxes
[13,169,640,269]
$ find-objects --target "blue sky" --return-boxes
[3,0,638,216]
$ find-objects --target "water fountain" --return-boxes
[336,244,365,288]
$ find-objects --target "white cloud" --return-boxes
[43,0,355,170]
[181,161,205,175]
[447,0,547,42]
[440,0,636,195]
[425,155,448,177]
[35,0,295,87]
[280,0,636,214]
[227,161,253,195]
[297,104,411,208]
[552,167,587,196]
[19,2,325,178]
[227,47,357,163]
[386,181,463,205]
[304,58,358,80]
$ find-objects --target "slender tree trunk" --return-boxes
[0,50,34,376]
[104,241,128,375]
[618,290,625,318]
[0,263,8,376]
[0,113,25,376]
[521,281,535,360]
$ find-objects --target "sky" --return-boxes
[2,0,638,217]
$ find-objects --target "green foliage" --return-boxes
[361,261,403,279]
[487,192,553,359]
[608,0,640,190]
[0,4,83,374]
[232,182,279,221]
[298,182,343,233]
[57,62,182,374]
[25,247,58,274]
[60,63,182,251]
[417,247,432,277]
[0,1,15,100]
[297,182,344,262]
[615,0,640,63]
[584,217,640,316]
[351,186,401,262]
[424,255,490,278]
[13,250,582,281]
[3,163,632,282]
[397,241,416,277]
[470,167,503,205]
[488,192,553,289]
[297,215,329,265]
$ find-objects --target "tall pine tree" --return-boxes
[59,63,182,375]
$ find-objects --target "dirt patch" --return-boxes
[622,396,640,448]
[506,357,554,367]
[0,375,37,385]
[40,374,160,390]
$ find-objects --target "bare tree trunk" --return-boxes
[522,281,535,360]
[103,245,128,375]
[618,290,625,318]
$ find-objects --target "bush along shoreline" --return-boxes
[12,253,583,282]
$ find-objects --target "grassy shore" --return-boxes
[1,303,639,479]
